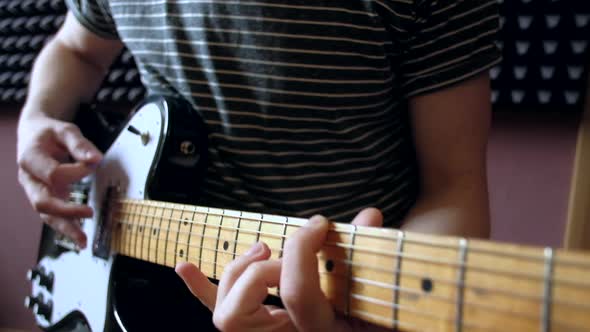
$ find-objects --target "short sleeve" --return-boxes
[65,0,119,39]
[400,0,502,97]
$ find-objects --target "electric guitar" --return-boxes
[26,96,590,331]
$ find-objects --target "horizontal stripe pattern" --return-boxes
[66,0,119,38]
[66,0,500,226]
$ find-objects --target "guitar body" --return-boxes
[27,95,214,331]
[26,97,590,331]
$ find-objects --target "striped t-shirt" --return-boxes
[66,0,501,226]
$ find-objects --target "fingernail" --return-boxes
[85,150,101,160]
[245,242,263,256]
[306,215,328,228]
[175,262,189,273]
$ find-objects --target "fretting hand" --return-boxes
[176,208,387,332]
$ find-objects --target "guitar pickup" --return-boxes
[92,186,116,260]
[69,182,90,205]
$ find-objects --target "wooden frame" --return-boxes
[565,75,590,250]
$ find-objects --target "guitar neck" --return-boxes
[110,199,590,331]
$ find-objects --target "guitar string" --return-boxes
[122,235,580,330]
[118,200,590,268]
[112,238,499,332]
[112,232,584,332]
[121,200,590,267]
[114,207,590,289]
[113,219,590,315]
[116,221,590,313]
[114,209,590,300]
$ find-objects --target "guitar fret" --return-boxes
[455,239,468,332]
[147,205,155,260]
[133,202,146,259]
[139,203,147,261]
[541,248,554,332]
[161,205,168,263]
[173,204,184,268]
[198,211,208,270]
[154,205,167,265]
[129,203,137,258]
[213,213,224,279]
[164,203,174,267]
[392,230,405,331]
[141,204,148,261]
[127,203,139,256]
[345,225,357,317]
[279,218,288,259]
[146,204,157,263]
[231,212,242,261]
[140,203,151,261]
[255,217,262,243]
[185,206,197,263]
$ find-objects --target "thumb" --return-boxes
[55,123,102,164]
[351,208,383,228]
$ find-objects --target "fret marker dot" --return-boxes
[421,278,433,293]
[153,228,157,236]
[325,260,334,272]
[139,226,143,232]
[223,241,229,251]
[184,218,188,226]
[179,249,184,258]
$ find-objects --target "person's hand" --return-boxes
[17,113,102,248]
[176,208,385,332]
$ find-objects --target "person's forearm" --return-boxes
[21,38,110,122]
[401,179,491,238]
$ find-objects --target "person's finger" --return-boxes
[350,207,383,227]
[18,148,61,187]
[214,260,284,331]
[280,215,335,331]
[42,214,87,249]
[175,262,218,311]
[49,163,97,191]
[18,147,96,191]
[217,242,270,305]
[18,170,94,219]
[54,123,102,163]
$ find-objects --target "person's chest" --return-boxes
[105,0,415,149]
[105,0,413,71]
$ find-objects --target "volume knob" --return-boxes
[33,299,53,321]
[26,267,42,281]
[24,293,43,309]
[27,267,54,291]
